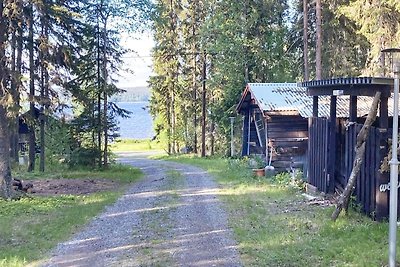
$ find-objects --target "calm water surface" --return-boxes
[116,102,154,139]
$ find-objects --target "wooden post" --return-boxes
[313,96,318,117]
[376,129,389,220]
[328,96,337,193]
[241,109,250,156]
[349,96,357,122]
[380,95,388,129]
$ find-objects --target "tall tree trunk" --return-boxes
[315,0,322,79]
[13,20,23,164]
[10,27,18,163]
[28,3,36,172]
[0,107,12,199]
[96,22,102,167]
[39,7,48,172]
[102,19,108,167]
[331,91,381,221]
[201,51,207,157]
[303,0,309,81]
[0,0,12,199]
[192,17,198,154]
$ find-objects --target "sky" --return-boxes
[117,32,154,89]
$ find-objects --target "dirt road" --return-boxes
[41,155,242,267]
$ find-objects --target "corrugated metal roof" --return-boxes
[246,83,398,118]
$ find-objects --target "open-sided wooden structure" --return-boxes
[301,77,395,220]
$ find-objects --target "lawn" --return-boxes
[164,155,396,267]
[110,138,164,152]
[0,164,142,267]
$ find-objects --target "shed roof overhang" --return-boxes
[236,84,262,115]
[300,77,393,97]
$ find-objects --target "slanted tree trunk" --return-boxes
[331,91,381,221]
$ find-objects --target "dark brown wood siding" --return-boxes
[268,115,308,171]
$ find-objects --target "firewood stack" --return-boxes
[12,178,34,193]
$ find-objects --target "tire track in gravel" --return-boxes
[40,156,242,267]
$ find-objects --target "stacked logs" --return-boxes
[12,178,34,193]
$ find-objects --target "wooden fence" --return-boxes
[308,117,329,192]
[340,124,387,216]
[308,117,391,219]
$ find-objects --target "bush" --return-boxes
[68,147,101,168]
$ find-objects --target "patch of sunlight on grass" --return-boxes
[110,138,163,152]
[160,155,399,266]
[0,191,120,266]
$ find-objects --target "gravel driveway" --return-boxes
[41,155,242,267]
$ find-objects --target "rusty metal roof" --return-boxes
[238,83,398,118]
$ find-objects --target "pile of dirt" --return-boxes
[22,179,120,196]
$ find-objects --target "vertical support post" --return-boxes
[376,129,389,221]
[380,95,389,129]
[313,96,318,117]
[389,63,400,267]
[229,117,235,157]
[349,95,357,122]
[265,118,268,164]
[247,110,251,155]
[328,96,337,193]
[241,109,250,156]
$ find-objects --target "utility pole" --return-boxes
[201,51,207,157]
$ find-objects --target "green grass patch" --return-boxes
[110,138,163,152]
[13,163,142,184]
[163,155,398,266]
[0,192,119,267]
[2,163,142,266]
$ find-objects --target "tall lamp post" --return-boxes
[229,117,235,157]
[382,47,400,267]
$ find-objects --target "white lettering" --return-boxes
[379,182,400,192]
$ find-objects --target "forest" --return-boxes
[0,0,400,199]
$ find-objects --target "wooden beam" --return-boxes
[349,96,357,122]
[307,85,391,97]
[328,96,337,193]
[241,109,250,156]
[380,96,388,129]
[313,96,318,117]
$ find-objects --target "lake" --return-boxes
[116,102,154,139]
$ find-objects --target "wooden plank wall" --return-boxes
[268,115,308,171]
[341,124,390,219]
[308,117,330,192]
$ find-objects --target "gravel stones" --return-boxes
[41,157,242,267]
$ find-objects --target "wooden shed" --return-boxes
[301,77,395,220]
[236,83,312,172]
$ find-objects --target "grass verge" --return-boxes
[110,138,163,152]
[1,164,142,267]
[13,163,142,184]
[162,155,397,266]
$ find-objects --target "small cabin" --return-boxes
[236,83,312,172]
